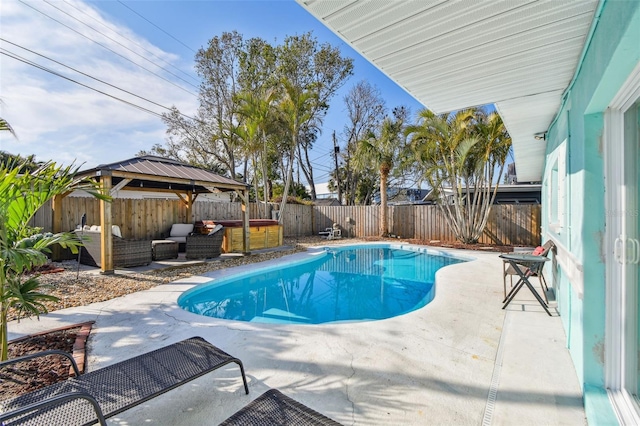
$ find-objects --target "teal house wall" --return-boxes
[542,1,640,424]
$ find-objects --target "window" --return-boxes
[546,140,566,234]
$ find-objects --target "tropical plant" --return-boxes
[0,161,108,360]
[0,118,15,137]
[406,107,511,243]
[1,98,16,138]
[354,109,407,236]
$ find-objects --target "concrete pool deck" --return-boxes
[6,244,585,425]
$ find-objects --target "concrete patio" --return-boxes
[6,244,585,425]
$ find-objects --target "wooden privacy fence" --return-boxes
[30,197,541,246]
[313,204,540,245]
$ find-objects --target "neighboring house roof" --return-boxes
[373,188,431,205]
[423,184,542,204]
[77,155,248,194]
[296,1,599,183]
[314,198,341,206]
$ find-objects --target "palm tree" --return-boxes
[0,161,108,360]
[235,88,278,216]
[354,115,406,236]
[406,108,511,243]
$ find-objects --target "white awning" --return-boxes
[296,0,599,182]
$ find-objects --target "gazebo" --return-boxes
[53,156,251,274]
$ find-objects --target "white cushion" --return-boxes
[90,225,100,232]
[112,225,122,238]
[166,236,187,244]
[170,223,194,237]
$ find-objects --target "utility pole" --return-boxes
[333,131,342,204]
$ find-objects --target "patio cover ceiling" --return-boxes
[296,0,600,183]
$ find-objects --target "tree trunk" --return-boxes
[278,135,297,223]
[380,169,388,236]
[261,130,270,217]
[1,301,8,361]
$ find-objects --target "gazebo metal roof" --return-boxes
[76,155,249,195]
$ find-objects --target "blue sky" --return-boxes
[0,0,425,183]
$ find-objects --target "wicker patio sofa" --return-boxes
[74,229,152,268]
[0,337,249,426]
[185,226,224,259]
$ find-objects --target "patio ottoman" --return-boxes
[152,240,179,260]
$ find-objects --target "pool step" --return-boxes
[255,308,312,323]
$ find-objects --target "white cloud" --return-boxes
[0,0,197,168]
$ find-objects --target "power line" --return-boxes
[60,0,199,85]
[1,49,165,119]
[0,38,193,119]
[309,163,333,174]
[17,0,197,98]
[116,0,197,54]
[308,149,333,164]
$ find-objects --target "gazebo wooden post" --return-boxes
[99,172,114,274]
[186,188,194,223]
[51,193,68,261]
[234,188,251,255]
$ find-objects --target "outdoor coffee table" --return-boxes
[499,253,551,316]
[152,240,179,260]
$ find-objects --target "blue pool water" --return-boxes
[178,245,467,324]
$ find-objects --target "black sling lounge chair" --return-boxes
[220,389,343,426]
[0,337,248,426]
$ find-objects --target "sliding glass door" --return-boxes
[606,66,640,423]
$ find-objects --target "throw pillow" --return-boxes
[532,245,545,256]
[208,224,223,235]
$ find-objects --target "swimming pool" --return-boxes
[178,244,468,324]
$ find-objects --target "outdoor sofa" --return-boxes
[74,228,152,268]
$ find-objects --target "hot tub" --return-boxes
[195,220,283,253]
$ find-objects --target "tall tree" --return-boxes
[354,108,407,236]
[340,81,386,205]
[161,31,247,178]
[277,79,318,220]
[406,108,511,243]
[235,38,279,214]
[276,32,353,209]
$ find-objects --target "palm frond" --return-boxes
[0,118,16,138]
